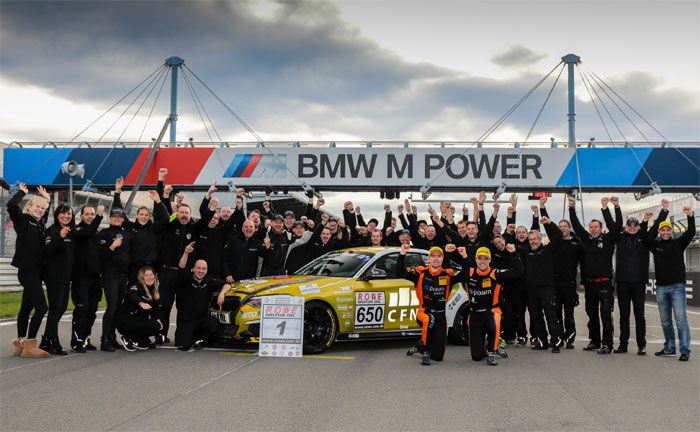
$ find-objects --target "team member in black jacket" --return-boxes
[540,199,583,349]
[113,179,169,284]
[70,204,105,352]
[261,214,293,276]
[613,214,650,355]
[155,191,215,344]
[39,204,76,355]
[304,217,350,262]
[176,243,231,350]
[223,219,267,282]
[646,200,695,361]
[569,195,622,354]
[285,220,315,274]
[520,216,565,353]
[196,191,237,280]
[96,206,131,351]
[8,183,51,358]
[115,266,162,351]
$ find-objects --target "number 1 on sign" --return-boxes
[277,320,286,335]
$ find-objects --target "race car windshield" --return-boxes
[295,252,374,277]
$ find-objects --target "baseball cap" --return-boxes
[368,218,379,226]
[659,220,672,230]
[428,246,444,257]
[110,207,126,218]
[284,210,295,218]
[272,214,284,221]
[476,247,491,258]
[292,220,305,227]
[626,217,640,227]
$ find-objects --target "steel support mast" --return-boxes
[165,56,185,147]
[562,54,581,146]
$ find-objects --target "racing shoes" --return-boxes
[421,352,431,366]
[496,347,508,359]
[654,349,676,356]
[486,352,498,366]
[193,340,206,350]
[597,345,612,355]
[406,345,419,356]
[516,337,527,347]
[679,353,690,361]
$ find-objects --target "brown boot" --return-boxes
[12,338,24,356]
[20,338,49,358]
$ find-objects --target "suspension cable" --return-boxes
[181,69,223,143]
[580,69,627,142]
[19,64,167,183]
[89,66,169,182]
[182,64,310,189]
[136,65,169,145]
[523,63,565,144]
[424,61,564,192]
[181,68,214,142]
[96,64,167,144]
[576,65,614,144]
[584,67,651,143]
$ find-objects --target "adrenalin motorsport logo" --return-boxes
[224,154,287,178]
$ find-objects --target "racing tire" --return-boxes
[303,301,338,354]
[448,303,470,346]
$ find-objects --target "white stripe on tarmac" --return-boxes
[644,302,700,316]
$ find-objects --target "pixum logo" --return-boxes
[224,154,287,178]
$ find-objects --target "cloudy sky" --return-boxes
[1,0,698,222]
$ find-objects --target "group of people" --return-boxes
[7,168,695,365]
[399,194,694,365]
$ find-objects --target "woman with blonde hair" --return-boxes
[8,182,51,357]
[115,266,162,351]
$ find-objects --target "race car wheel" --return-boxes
[448,303,470,346]
[303,301,337,354]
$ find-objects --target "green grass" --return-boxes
[0,290,107,319]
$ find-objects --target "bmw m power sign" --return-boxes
[259,296,304,358]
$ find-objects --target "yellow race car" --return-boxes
[210,247,470,354]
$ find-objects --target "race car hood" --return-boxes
[228,275,353,298]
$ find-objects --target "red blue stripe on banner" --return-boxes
[224,154,262,178]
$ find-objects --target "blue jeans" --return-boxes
[656,283,691,355]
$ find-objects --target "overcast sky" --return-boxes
[1,0,698,223]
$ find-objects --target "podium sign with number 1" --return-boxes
[259,296,305,358]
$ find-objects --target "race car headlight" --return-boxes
[245,296,262,308]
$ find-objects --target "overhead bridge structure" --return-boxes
[2,141,699,194]
[1,53,698,198]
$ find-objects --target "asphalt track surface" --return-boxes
[1,301,699,432]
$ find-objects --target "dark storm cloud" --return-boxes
[491,45,546,68]
[1,0,697,142]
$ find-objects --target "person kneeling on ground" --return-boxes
[115,267,163,351]
[175,242,231,351]
[459,245,522,366]
[397,244,468,366]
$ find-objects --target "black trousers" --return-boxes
[116,314,161,340]
[43,281,70,338]
[71,278,102,343]
[555,279,579,345]
[527,285,563,348]
[158,267,179,338]
[617,282,646,348]
[509,283,528,339]
[469,309,501,360]
[175,316,219,348]
[101,273,127,338]
[500,284,516,341]
[584,279,615,347]
[16,269,48,339]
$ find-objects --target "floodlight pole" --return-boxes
[562,54,581,146]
